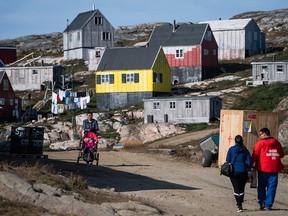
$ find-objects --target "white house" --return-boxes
[143,96,222,124]
[251,61,288,85]
[199,18,265,60]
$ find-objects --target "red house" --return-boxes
[0,46,17,65]
[148,22,219,84]
[0,71,22,122]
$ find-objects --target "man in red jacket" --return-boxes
[251,128,285,211]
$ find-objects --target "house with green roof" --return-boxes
[95,47,171,110]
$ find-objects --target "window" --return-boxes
[96,74,114,84]
[185,101,192,109]
[153,72,162,83]
[95,16,103,25]
[32,70,38,75]
[69,33,72,42]
[77,32,80,41]
[276,65,283,72]
[102,32,111,40]
[213,49,217,55]
[0,98,4,105]
[10,99,14,105]
[205,31,212,41]
[175,49,183,58]
[122,73,139,83]
[3,79,9,90]
[204,49,209,56]
[95,51,101,58]
[153,102,160,109]
[254,32,257,40]
[169,101,176,109]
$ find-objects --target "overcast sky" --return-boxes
[1,0,287,40]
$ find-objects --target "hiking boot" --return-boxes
[266,207,272,211]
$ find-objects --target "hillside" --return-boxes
[0,8,287,56]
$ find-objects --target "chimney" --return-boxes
[92,4,95,10]
[173,20,176,32]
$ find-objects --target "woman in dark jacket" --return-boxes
[226,135,251,212]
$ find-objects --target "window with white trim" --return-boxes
[102,32,111,40]
[276,65,283,72]
[153,72,162,83]
[95,16,103,25]
[185,101,192,109]
[96,74,114,84]
[169,101,176,109]
[153,102,160,109]
[175,49,183,58]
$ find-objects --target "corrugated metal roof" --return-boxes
[199,18,252,31]
[143,95,220,101]
[97,47,161,71]
[148,23,208,47]
[63,10,99,32]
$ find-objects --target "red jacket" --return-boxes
[252,137,284,172]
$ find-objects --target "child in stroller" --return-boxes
[77,132,99,165]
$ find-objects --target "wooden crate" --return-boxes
[218,110,278,166]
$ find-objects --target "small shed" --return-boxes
[218,109,279,166]
[143,96,222,124]
[1,65,65,91]
[251,61,288,85]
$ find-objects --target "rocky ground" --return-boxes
[1,129,288,216]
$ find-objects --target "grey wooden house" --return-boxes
[63,9,114,61]
[199,18,265,60]
[143,96,222,124]
[251,61,288,85]
[1,65,65,91]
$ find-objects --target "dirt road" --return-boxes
[46,148,288,216]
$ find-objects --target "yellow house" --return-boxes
[95,47,171,109]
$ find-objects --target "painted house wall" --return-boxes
[0,72,22,122]
[2,66,65,91]
[252,61,288,85]
[95,49,171,110]
[63,10,114,61]
[143,96,222,124]
[200,19,264,60]
[0,46,17,64]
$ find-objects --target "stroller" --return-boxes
[77,132,99,165]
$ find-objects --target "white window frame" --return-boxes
[185,101,192,109]
[126,73,135,83]
[101,74,110,84]
[276,65,283,73]
[169,101,176,109]
[175,49,183,58]
[153,102,160,109]
[102,32,111,40]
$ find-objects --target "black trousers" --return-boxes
[230,172,248,208]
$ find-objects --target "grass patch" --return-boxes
[232,82,288,111]
[179,122,219,132]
